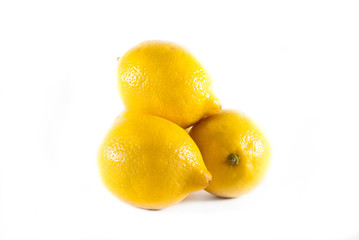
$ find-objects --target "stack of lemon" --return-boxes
[98,41,271,209]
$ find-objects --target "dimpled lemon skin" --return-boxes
[189,110,271,198]
[98,111,212,210]
[117,41,221,128]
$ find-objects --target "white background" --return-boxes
[1,0,359,239]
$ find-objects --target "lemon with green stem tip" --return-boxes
[189,110,271,198]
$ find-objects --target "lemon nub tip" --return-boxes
[209,99,222,114]
[204,173,212,186]
[214,99,222,111]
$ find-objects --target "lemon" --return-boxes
[98,111,212,209]
[117,40,221,128]
[189,110,271,198]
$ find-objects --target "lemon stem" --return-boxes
[227,154,239,166]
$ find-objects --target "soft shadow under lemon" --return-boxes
[181,190,235,203]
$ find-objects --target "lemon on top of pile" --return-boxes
[117,40,221,128]
[98,40,271,210]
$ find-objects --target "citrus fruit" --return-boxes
[117,40,221,128]
[189,110,271,198]
[98,111,212,209]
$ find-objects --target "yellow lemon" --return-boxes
[117,40,221,128]
[98,111,212,209]
[189,110,271,198]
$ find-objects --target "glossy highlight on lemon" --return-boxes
[117,40,221,128]
[189,110,271,198]
[98,111,212,209]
